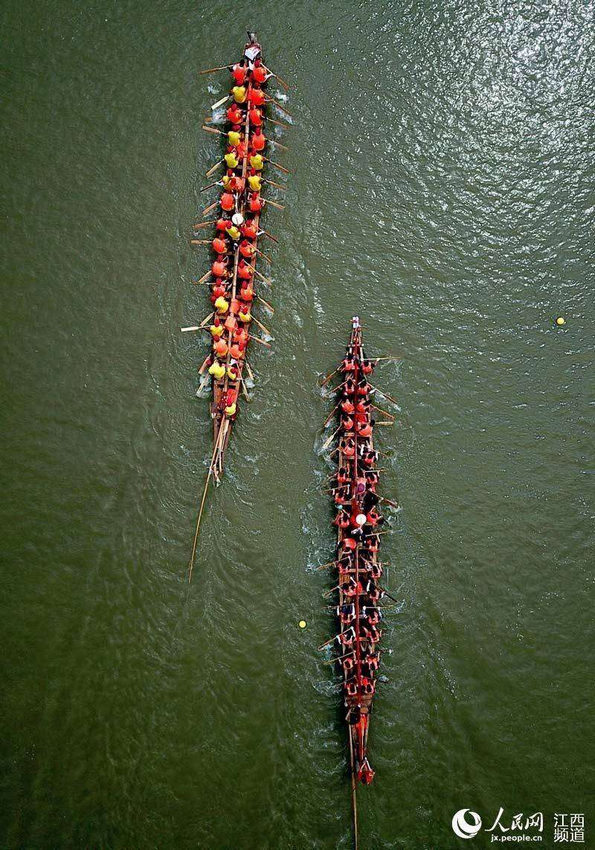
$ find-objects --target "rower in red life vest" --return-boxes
[252,63,268,84]
[356,420,373,439]
[211,258,228,278]
[362,358,375,375]
[247,86,265,107]
[358,757,375,786]
[341,436,355,458]
[220,192,234,212]
[239,282,254,302]
[231,62,247,85]
[237,259,253,280]
[342,377,356,397]
[248,192,263,213]
[341,414,354,432]
[342,350,356,372]
[227,174,245,193]
[216,217,232,232]
[241,219,258,239]
[250,127,266,152]
[239,239,255,259]
[333,509,350,529]
[227,103,244,124]
[213,338,228,359]
[335,627,355,648]
[249,107,263,126]
[212,236,227,255]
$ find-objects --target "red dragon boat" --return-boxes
[185,34,290,578]
[320,317,397,848]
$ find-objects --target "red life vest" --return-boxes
[216,217,232,232]
[239,284,254,302]
[232,64,247,85]
[248,193,262,212]
[249,108,263,126]
[212,260,226,277]
[227,104,243,124]
[251,131,266,152]
[239,240,254,259]
[248,87,265,106]
[341,400,355,415]
[212,237,227,254]
[241,220,258,239]
[252,64,267,84]
[237,261,252,280]
[220,193,234,211]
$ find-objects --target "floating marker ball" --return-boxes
[556,316,566,326]
[298,620,307,629]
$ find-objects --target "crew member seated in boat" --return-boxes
[249,152,264,171]
[341,653,355,674]
[333,509,350,530]
[239,239,255,259]
[340,397,355,415]
[227,103,244,124]
[361,358,375,375]
[335,626,355,648]
[247,172,262,192]
[363,580,382,604]
[361,652,380,677]
[361,448,378,468]
[361,623,382,645]
[248,106,263,126]
[341,413,354,432]
[208,360,226,380]
[241,218,258,239]
[250,127,266,152]
[356,419,373,439]
[361,676,375,696]
[231,61,248,85]
[231,84,247,104]
[252,62,268,84]
[358,758,375,785]
[247,86,265,107]
[337,604,356,625]
[212,235,228,255]
[361,606,381,626]
[237,259,253,280]
[342,349,356,372]
[248,191,263,213]
[340,436,355,459]
[342,376,356,398]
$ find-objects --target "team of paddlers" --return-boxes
[327,319,386,786]
[200,37,272,423]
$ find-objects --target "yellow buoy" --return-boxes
[298,620,307,629]
[556,316,566,326]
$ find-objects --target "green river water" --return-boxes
[1,1,593,848]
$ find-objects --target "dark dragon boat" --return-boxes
[319,317,399,848]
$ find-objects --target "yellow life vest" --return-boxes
[221,174,231,188]
[214,296,229,314]
[210,324,224,338]
[226,225,241,240]
[224,402,237,417]
[247,174,262,191]
[228,130,241,147]
[226,366,238,380]
[208,361,226,380]
[249,154,264,170]
[239,309,251,323]
[232,86,247,103]
[224,152,239,169]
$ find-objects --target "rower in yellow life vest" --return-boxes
[210,323,224,339]
[208,360,226,380]
[249,153,264,171]
[228,130,242,147]
[239,306,252,323]
[247,173,262,192]
[224,151,239,169]
[224,389,238,418]
[214,295,229,314]
[232,85,247,103]
[226,223,241,240]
